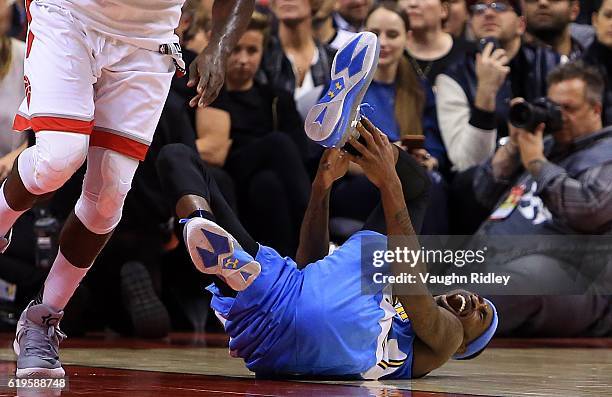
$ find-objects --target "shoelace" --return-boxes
[23,321,67,359]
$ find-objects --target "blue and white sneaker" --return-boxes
[304,31,380,148]
[183,217,261,292]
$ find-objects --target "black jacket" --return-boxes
[583,39,612,126]
[260,35,336,96]
[443,42,560,139]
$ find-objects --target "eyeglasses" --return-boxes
[470,2,511,15]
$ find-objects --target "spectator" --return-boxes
[179,0,212,55]
[326,2,426,234]
[470,61,612,336]
[199,12,311,256]
[400,0,474,175]
[583,0,612,125]
[436,0,560,172]
[261,0,336,118]
[362,3,424,145]
[364,2,451,235]
[333,0,373,33]
[445,0,474,41]
[312,0,356,49]
[523,0,585,60]
[401,0,474,87]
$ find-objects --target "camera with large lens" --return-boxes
[508,97,563,134]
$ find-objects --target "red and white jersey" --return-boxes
[43,0,184,49]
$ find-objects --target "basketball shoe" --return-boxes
[14,301,66,378]
[304,31,380,148]
[183,217,261,292]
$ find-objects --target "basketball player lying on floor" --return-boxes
[157,118,498,380]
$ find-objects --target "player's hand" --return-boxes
[188,46,227,108]
[346,117,397,188]
[314,148,350,190]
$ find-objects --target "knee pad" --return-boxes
[18,131,89,195]
[75,147,139,235]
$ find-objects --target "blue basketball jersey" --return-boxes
[207,231,416,379]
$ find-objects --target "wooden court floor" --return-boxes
[0,333,610,397]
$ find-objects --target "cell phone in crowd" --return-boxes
[401,135,425,152]
[478,36,500,53]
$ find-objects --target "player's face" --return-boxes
[366,8,407,68]
[435,289,494,347]
[593,0,612,48]
[226,30,264,87]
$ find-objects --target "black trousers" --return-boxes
[157,144,430,259]
[225,133,311,256]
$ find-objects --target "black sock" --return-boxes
[187,209,215,222]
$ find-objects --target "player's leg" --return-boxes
[362,145,431,235]
[11,0,96,378]
[157,143,261,291]
[0,0,95,253]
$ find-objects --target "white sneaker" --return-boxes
[304,31,380,148]
[183,217,261,291]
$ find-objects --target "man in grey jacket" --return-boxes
[470,61,612,336]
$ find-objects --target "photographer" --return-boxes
[471,61,612,336]
[436,0,560,173]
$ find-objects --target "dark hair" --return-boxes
[245,11,271,48]
[547,61,605,105]
[594,0,605,13]
[366,1,425,136]
[367,1,411,32]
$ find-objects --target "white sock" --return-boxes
[42,250,91,311]
[0,181,26,237]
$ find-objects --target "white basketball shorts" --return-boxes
[12,0,178,161]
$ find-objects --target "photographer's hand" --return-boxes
[517,123,547,175]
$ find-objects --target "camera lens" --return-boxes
[509,102,533,129]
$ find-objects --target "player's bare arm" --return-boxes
[295,149,349,268]
[348,119,463,377]
[188,0,255,107]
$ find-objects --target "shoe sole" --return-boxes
[184,217,237,274]
[16,367,65,378]
[120,261,170,339]
[304,32,380,148]
[183,217,261,291]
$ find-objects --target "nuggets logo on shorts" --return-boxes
[24,76,31,108]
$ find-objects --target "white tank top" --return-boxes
[44,0,184,49]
